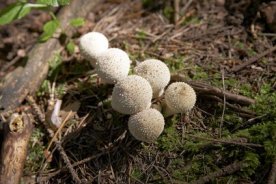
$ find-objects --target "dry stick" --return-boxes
[181,0,194,16]
[55,141,82,184]
[171,74,255,105]
[26,95,45,122]
[38,152,105,182]
[219,69,226,138]
[46,111,73,153]
[39,130,127,181]
[0,113,34,184]
[0,0,101,111]
[188,135,263,148]
[268,157,276,184]
[231,45,276,72]
[173,0,180,24]
[190,161,243,184]
[0,45,32,73]
[203,95,256,116]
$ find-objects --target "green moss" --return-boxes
[163,5,173,20]
[191,66,208,80]
[241,152,260,177]
[172,169,186,181]
[181,16,201,26]
[131,167,143,180]
[157,116,181,151]
[24,128,46,173]
[135,30,147,40]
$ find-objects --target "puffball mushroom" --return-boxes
[111,75,153,114]
[128,108,165,143]
[164,82,196,117]
[134,59,170,98]
[96,48,131,84]
[79,32,109,67]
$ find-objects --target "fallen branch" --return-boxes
[203,95,256,117]
[171,74,255,105]
[231,45,276,72]
[173,0,180,24]
[188,135,263,148]
[190,161,243,184]
[0,0,101,111]
[55,141,82,184]
[0,113,34,184]
[268,157,276,184]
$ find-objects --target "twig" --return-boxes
[188,135,263,148]
[37,152,104,182]
[38,130,127,181]
[203,95,256,117]
[268,157,276,184]
[181,0,194,16]
[231,45,276,72]
[190,161,243,184]
[55,141,82,184]
[0,46,32,73]
[26,95,45,122]
[171,74,255,105]
[46,111,73,152]
[174,0,180,24]
[219,69,226,138]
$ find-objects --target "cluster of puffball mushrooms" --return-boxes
[79,32,197,143]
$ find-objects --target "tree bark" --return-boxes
[0,113,34,184]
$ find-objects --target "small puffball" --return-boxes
[134,59,170,98]
[128,108,165,143]
[164,82,196,117]
[111,75,153,114]
[79,32,109,67]
[96,48,131,84]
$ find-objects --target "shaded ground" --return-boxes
[0,0,275,183]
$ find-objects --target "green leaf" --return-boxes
[70,17,85,27]
[17,4,31,19]
[0,3,24,25]
[36,0,58,7]
[0,2,46,25]
[36,0,70,6]
[39,19,60,42]
[66,40,75,54]
[58,0,70,6]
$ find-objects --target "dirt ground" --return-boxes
[0,0,275,183]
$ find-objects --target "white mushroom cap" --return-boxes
[128,108,165,143]
[96,48,131,84]
[111,75,153,114]
[164,82,196,117]
[134,59,170,98]
[79,32,109,67]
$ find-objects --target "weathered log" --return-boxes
[0,113,34,184]
[0,0,101,111]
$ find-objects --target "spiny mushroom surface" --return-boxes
[134,59,170,98]
[128,108,165,143]
[164,82,196,117]
[96,48,131,84]
[79,32,109,67]
[111,75,152,114]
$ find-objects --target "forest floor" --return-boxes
[0,0,275,183]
